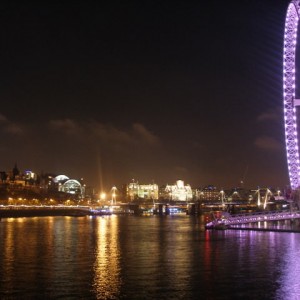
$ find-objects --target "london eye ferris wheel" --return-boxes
[283,0,300,190]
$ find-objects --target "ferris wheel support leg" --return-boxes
[291,189,300,210]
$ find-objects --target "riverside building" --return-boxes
[163,180,193,201]
[126,179,159,200]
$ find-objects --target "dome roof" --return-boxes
[53,175,69,183]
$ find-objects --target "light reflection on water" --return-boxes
[93,215,121,299]
[275,233,300,299]
[0,215,300,299]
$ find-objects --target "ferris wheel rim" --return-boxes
[283,0,300,190]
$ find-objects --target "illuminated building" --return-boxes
[25,171,37,183]
[199,185,220,201]
[126,179,159,200]
[54,175,85,198]
[164,180,193,201]
[3,167,38,187]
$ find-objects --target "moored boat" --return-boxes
[89,208,112,216]
[205,211,231,230]
[213,223,230,230]
[205,220,230,230]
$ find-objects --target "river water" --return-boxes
[0,214,300,299]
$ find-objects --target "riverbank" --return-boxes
[0,206,90,218]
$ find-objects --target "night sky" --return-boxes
[0,1,293,191]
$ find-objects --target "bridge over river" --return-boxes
[205,210,300,230]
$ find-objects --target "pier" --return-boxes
[205,210,300,229]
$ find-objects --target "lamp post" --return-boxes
[100,192,106,202]
[220,189,225,208]
[111,186,117,205]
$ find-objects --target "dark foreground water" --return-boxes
[0,214,300,299]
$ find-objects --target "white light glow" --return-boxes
[283,1,300,189]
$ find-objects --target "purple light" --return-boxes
[283,1,300,190]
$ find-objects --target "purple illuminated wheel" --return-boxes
[283,0,300,190]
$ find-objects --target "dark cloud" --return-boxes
[0,113,24,135]
[49,119,161,148]
[254,136,281,151]
[256,107,282,123]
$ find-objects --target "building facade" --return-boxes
[163,180,193,201]
[126,180,159,200]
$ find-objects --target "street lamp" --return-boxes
[220,190,225,208]
[100,192,106,202]
[111,186,117,205]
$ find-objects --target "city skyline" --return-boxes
[0,1,292,190]
[0,163,289,194]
